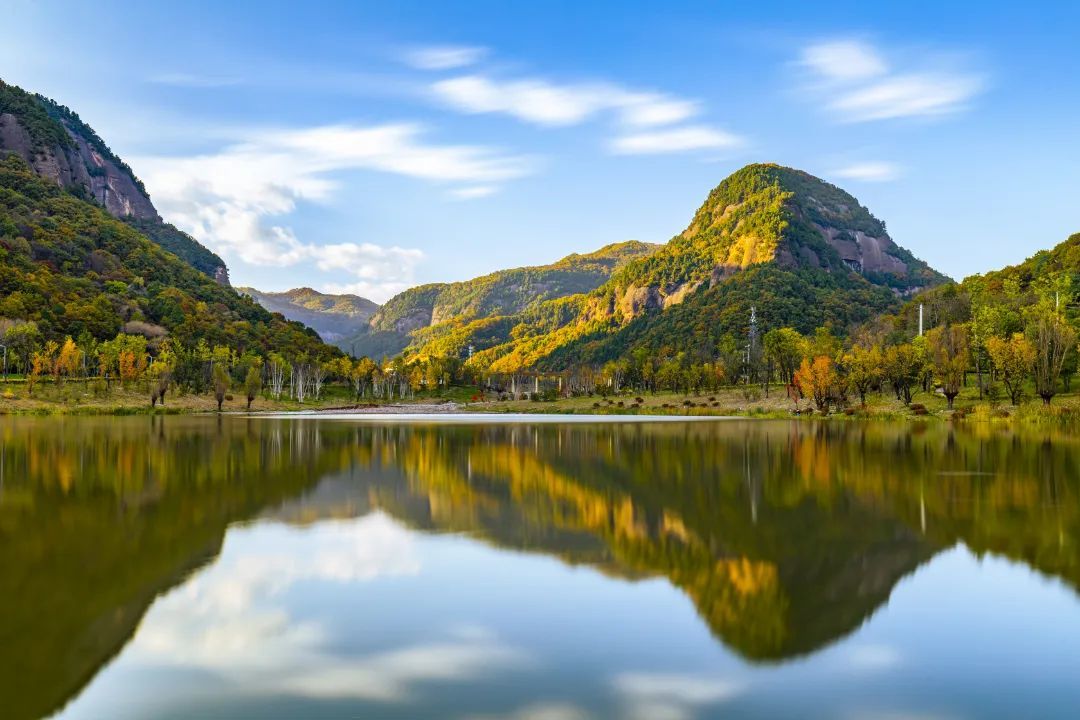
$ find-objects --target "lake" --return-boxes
[2,416,1078,719]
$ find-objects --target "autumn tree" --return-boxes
[1027,309,1077,405]
[54,337,82,384]
[843,344,882,407]
[926,324,970,409]
[794,355,838,414]
[986,333,1036,406]
[28,341,57,397]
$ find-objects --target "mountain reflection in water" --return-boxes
[1,416,1077,720]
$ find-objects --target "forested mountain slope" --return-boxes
[0,154,330,358]
[402,164,948,371]
[354,240,659,359]
[0,79,228,284]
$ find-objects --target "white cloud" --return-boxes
[131,512,531,703]
[832,161,900,182]
[135,124,532,301]
[801,41,887,82]
[612,672,744,720]
[432,75,700,129]
[846,643,902,671]
[610,126,742,155]
[449,185,498,200]
[799,40,983,122]
[830,73,983,122]
[406,45,487,70]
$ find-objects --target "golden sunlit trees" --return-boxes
[926,324,970,410]
[986,333,1036,406]
[1027,309,1077,405]
[794,355,838,414]
[27,341,56,396]
[843,344,882,407]
[54,337,82,384]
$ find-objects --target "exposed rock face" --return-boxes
[814,224,907,275]
[0,112,157,221]
[213,266,231,287]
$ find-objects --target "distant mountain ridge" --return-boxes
[238,287,378,347]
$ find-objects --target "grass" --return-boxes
[2,377,1078,425]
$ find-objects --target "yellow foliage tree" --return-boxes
[986,333,1036,406]
[794,355,838,414]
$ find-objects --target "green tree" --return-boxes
[926,324,970,410]
[244,363,263,411]
[986,333,1036,406]
[1027,309,1077,405]
[763,328,804,386]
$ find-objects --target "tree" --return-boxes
[147,351,174,408]
[881,343,925,405]
[267,353,290,399]
[986,333,1036,406]
[1027,309,1077,405]
[1,320,40,379]
[28,341,56,397]
[55,337,82,384]
[350,357,377,401]
[244,364,262,411]
[794,355,838,413]
[926,324,970,410]
[843,344,882,407]
[212,362,230,412]
[763,328,804,385]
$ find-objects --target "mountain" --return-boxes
[355,240,660,359]
[412,164,949,372]
[0,79,333,359]
[0,79,229,284]
[238,286,379,348]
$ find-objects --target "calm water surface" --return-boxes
[1,416,1078,719]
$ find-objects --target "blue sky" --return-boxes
[4,0,1079,301]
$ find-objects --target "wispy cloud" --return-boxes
[832,161,900,182]
[612,672,744,720]
[406,45,487,70]
[149,72,243,88]
[449,185,498,200]
[467,703,593,720]
[799,40,984,122]
[610,126,742,155]
[431,70,739,155]
[802,41,888,82]
[134,124,532,300]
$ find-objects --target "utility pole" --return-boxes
[1,343,6,383]
[918,304,924,337]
